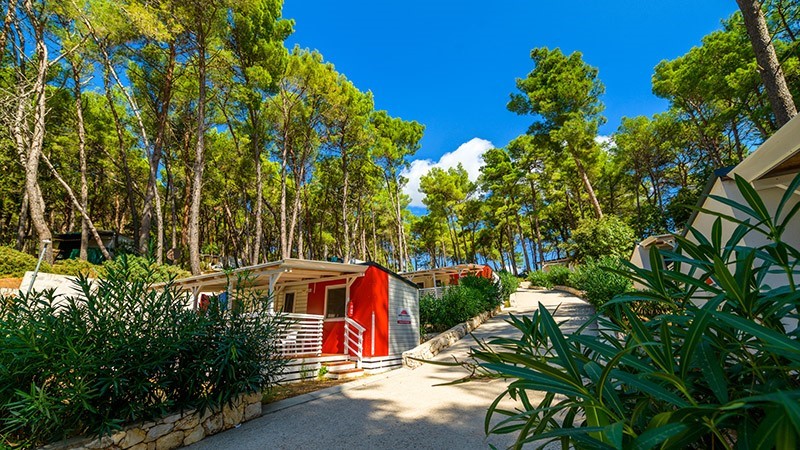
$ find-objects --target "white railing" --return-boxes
[418,286,449,299]
[276,313,324,357]
[344,317,366,368]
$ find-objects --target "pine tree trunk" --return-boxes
[16,190,28,251]
[573,156,603,218]
[253,152,263,264]
[71,63,90,261]
[103,71,139,248]
[737,0,797,127]
[189,30,207,275]
[25,23,53,263]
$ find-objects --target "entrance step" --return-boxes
[324,367,364,380]
[323,361,357,372]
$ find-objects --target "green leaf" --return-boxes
[697,342,728,404]
[774,172,800,224]
[633,423,688,450]
[709,310,800,354]
[679,298,718,379]
[611,369,689,407]
[538,304,582,383]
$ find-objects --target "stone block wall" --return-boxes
[39,392,262,450]
[402,306,501,369]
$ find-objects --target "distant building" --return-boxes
[52,231,132,263]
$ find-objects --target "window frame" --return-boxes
[324,285,347,321]
[282,292,295,313]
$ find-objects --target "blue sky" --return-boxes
[283,0,738,206]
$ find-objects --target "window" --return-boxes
[416,282,424,289]
[435,279,443,287]
[282,292,295,313]
[325,287,346,319]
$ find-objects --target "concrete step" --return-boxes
[324,368,364,380]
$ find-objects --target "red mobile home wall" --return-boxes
[306,265,389,356]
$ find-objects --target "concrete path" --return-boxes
[190,289,596,450]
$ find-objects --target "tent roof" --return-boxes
[731,113,800,182]
[400,264,488,280]
[153,258,368,293]
[639,234,676,249]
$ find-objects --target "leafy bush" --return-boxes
[527,270,552,288]
[0,246,50,278]
[568,256,631,308]
[420,275,502,332]
[0,255,287,447]
[51,259,105,278]
[496,271,519,305]
[103,255,190,283]
[546,264,572,286]
[568,214,635,262]
[454,173,800,448]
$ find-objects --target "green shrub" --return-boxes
[420,275,502,332]
[568,214,635,262]
[496,271,519,304]
[102,255,190,283]
[568,256,631,308]
[527,270,552,288]
[0,255,287,447]
[0,246,50,278]
[546,264,572,286]
[51,259,105,278]
[452,173,800,448]
[419,293,441,333]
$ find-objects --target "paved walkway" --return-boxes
[190,289,596,450]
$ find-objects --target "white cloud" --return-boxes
[402,137,494,208]
[595,135,613,148]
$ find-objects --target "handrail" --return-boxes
[344,317,365,368]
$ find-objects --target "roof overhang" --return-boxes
[731,113,800,182]
[152,258,368,293]
[639,234,676,249]
[400,264,488,281]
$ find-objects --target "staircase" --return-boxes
[323,360,365,380]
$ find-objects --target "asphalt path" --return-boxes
[189,289,596,450]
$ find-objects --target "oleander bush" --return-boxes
[526,269,552,288]
[453,173,800,449]
[0,255,287,448]
[568,256,632,308]
[496,271,520,305]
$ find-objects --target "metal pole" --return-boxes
[27,239,51,296]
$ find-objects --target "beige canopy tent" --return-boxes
[687,113,800,290]
[400,263,490,289]
[154,258,368,312]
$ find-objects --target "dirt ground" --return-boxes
[262,377,356,404]
[0,278,21,289]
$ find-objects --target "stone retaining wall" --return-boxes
[402,306,502,369]
[39,392,262,450]
[552,285,586,299]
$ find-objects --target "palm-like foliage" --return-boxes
[457,173,800,449]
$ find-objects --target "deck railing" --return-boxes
[418,286,449,299]
[344,317,366,368]
[275,313,324,357]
